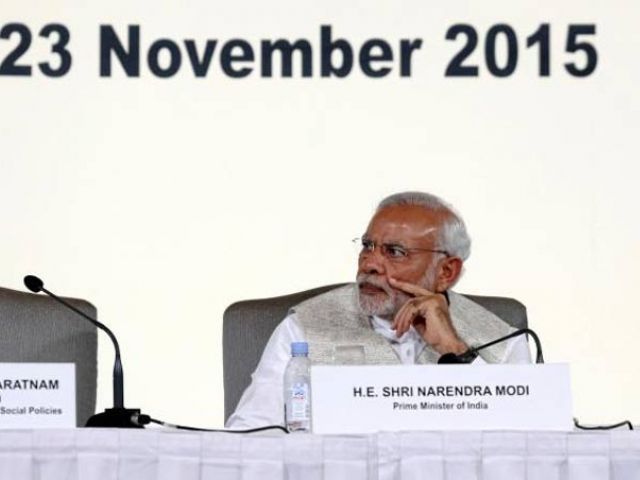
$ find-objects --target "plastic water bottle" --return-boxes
[284,342,312,432]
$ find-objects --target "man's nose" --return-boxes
[359,249,386,275]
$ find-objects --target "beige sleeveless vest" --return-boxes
[292,284,515,364]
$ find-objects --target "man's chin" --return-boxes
[357,291,396,318]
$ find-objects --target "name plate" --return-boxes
[311,364,572,434]
[0,363,76,428]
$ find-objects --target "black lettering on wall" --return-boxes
[261,39,312,77]
[320,25,353,77]
[359,39,393,77]
[100,25,140,77]
[220,39,254,78]
[184,39,217,77]
[147,38,181,78]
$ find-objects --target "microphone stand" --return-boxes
[438,328,545,364]
[24,275,144,428]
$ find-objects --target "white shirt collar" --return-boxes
[370,315,416,341]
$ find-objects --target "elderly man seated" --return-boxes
[226,191,530,428]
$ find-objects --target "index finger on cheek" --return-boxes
[388,276,432,296]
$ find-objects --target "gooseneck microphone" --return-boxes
[438,328,544,364]
[24,274,145,428]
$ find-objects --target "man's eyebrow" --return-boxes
[383,239,407,246]
[371,228,439,245]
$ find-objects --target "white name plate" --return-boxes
[311,364,572,434]
[0,363,76,428]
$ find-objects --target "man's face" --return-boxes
[356,205,448,318]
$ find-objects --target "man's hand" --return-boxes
[388,277,468,355]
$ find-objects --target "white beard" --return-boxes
[356,262,438,319]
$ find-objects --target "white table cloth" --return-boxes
[0,429,638,480]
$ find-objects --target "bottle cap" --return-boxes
[291,342,309,356]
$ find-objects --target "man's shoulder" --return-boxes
[449,290,516,362]
[449,291,516,332]
[290,283,371,334]
[290,283,358,314]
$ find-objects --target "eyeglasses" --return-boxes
[352,237,450,262]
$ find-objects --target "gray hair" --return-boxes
[376,191,471,261]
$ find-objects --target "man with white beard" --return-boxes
[226,191,531,429]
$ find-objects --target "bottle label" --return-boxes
[289,382,309,419]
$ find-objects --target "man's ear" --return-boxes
[435,257,464,292]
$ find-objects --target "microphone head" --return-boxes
[24,275,44,293]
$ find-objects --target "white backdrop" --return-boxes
[1,0,638,427]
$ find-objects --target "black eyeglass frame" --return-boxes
[352,237,451,260]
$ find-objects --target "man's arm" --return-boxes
[388,276,532,363]
[500,333,532,363]
[225,314,304,429]
[471,334,532,364]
